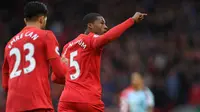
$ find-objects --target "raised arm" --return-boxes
[91,12,147,48]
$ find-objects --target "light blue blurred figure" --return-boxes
[119,72,154,112]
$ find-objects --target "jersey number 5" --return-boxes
[70,50,80,80]
[9,43,36,79]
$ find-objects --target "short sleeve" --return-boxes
[45,31,60,60]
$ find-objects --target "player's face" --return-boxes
[92,16,108,35]
[39,16,47,29]
[131,72,143,87]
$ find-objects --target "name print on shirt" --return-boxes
[69,39,87,49]
[8,31,39,49]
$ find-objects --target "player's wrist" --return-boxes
[131,17,137,23]
[128,18,135,24]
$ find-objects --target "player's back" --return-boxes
[5,26,55,111]
[60,33,103,104]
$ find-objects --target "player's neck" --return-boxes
[26,22,41,29]
[84,29,90,35]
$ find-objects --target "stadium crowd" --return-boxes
[1,0,200,111]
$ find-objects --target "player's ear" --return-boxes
[38,16,45,24]
[88,23,93,29]
[24,18,27,24]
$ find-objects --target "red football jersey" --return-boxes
[59,18,134,105]
[60,33,104,104]
[3,26,60,111]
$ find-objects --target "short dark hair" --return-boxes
[24,1,48,21]
[83,13,102,26]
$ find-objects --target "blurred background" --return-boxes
[1,0,200,112]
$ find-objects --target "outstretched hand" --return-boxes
[132,12,147,23]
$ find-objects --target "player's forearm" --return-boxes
[51,72,65,85]
[93,18,134,48]
[49,57,67,78]
[2,73,9,92]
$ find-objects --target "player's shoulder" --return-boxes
[66,34,86,47]
[144,87,152,93]
[144,87,154,97]
[22,28,50,41]
[78,33,100,40]
[120,86,134,98]
[62,41,71,53]
[40,30,58,42]
[45,30,54,35]
[92,34,100,38]
[28,27,48,35]
[86,32,100,39]
[33,29,55,38]
[78,33,99,48]
[63,43,69,49]
[40,30,55,38]
[76,33,88,40]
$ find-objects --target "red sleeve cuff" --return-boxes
[127,18,134,25]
